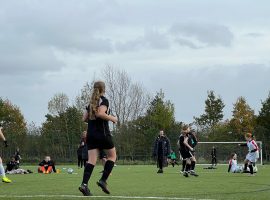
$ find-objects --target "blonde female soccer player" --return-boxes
[79,81,117,196]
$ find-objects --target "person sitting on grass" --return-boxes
[38,156,56,174]
[6,156,33,175]
[6,156,18,172]
[168,150,179,167]
[228,153,243,173]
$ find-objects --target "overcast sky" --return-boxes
[0,0,270,126]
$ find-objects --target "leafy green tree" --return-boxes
[146,90,175,130]
[0,98,27,157]
[194,90,225,129]
[207,121,233,142]
[256,92,270,161]
[257,92,270,130]
[116,90,175,157]
[230,97,256,139]
[41,106,86,161]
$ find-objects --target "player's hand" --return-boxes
[4,140,8,147]
[111,116,118,124]
[190,147,194,152]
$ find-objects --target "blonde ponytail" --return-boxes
[89,81,105,120]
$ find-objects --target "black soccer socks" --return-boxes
[249,164,254,174]
[82,163,95,185]
[191,161,196,170]
[101,160,115,182]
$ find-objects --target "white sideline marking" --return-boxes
[0,195,215,200]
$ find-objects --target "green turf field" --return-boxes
[0,164,269,200]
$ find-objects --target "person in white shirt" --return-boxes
[228,153,242,173]
[239,133,259,176]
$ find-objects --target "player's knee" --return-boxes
[106,148,117,161]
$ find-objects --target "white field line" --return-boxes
[0,195,215,200]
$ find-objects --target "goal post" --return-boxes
[194,141,263,165]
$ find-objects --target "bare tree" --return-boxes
[103,66,150,126]
[75,81,94,112]
[48,93,69,115]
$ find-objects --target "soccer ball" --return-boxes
[67,168,74,174]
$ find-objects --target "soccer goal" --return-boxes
[194,141,263,165]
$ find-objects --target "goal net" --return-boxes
[194,141,263,165]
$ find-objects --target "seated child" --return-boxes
[6,156,32,174]
[168,150,179,167]
[5,157,19,172]
[228,153,243,173]
[38,156,56,174]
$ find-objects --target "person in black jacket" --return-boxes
[5,156,19,172]
[153,130,171,173]
[77,131,88,168]
[211,146,217,167]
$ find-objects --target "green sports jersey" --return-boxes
[170,152,176,160]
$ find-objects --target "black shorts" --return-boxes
[87,134,114,150]
[99,150,107,159]
[180,150,193,160]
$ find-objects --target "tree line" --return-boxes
[0,66,270,163]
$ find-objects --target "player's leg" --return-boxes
[97,147,116,194]
[97,134,117,194]
[183,158,191,177]
[248,160,254,175]
[157,156,163,173]
[181,159,186,173]
[190,155,199,177]
[46,166,52,174]
[243,157,249,172]
[79,149,98,196]
[0,157,12,183]
[78,155,83,168]
[179,151,186,173]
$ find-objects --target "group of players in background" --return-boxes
[153,124,260,177]
[153,125,199,177]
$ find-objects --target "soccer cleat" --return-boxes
[248,174,255,176]
[97,179,110,194]
[183,171,189,177]
[190,170,199,177]
[157,169,163,173]
[79,184,92,196]
[2,177,12,183]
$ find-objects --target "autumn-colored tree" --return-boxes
[230,97,256,139]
